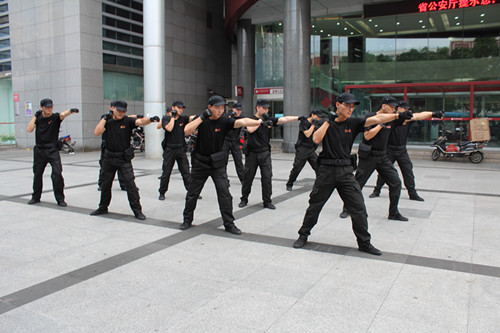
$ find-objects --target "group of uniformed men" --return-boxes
[27,93,443,255]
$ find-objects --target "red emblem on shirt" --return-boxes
[120,125,126,129]
[345,129,352,133]
[214,128,221,132]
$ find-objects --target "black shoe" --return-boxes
[369,191,380,198]
[225,224,242,235]
[179,222,192,230]
[358,244,382,256]
[57,201,67,207]
[263,202,276,210]
[238,200,247,208]
[286,185,293,191]
[134,212,146,220]
[27,198,40,205]
[339,209,349,218]
[158,194,165,201]
[293,235,308,248]
[388,213,409,222]
[409,194,424,202]
[90,208,108,216]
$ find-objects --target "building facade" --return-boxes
[1,0,499,150]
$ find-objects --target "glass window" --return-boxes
[255,23,284,88]
[103,71,144,100]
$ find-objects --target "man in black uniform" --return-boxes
[98,101,127,191]
[339,96,412,221]
[222,102,245,184]
[293,93,413,255]
[27,98,79,206]
[157,101,194,200]
[180,95,269,234]
[285,109,323,191]
[90,100,159,220]
[369,101,444,201]
[238,99,300,210]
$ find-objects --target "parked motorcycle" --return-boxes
[185,129,197,153]
[132,126,145,152]
[431,130,485,163]
[59,134,76,154]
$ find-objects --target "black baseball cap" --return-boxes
[311,109,322,116]
[110,100,116,107]
[40,98,53,107]
[114,100,128,111]
[208,95,226,106]
[397,101,411,109]
[166,106,172,113]
[233,102,242,109]
[381,96,398,106]
[337,93,360,105]
[256,99,270,108]
[172,100,185,108]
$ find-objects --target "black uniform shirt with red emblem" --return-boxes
[103,116,137,152]
[362,112,404,150]
[319,117,366,160]
[162,114,189,145]
[194,116,236,155]
[35,112,62,144]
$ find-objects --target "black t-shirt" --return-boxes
[225,115,244,140]
[194,116,236,155]
[297,117,318,146]
[35,112,62,144]
[103,116,137,152]
[319,117,366,160]
[388,121,413,146]
[362,112,404,150]
[162,115,189,145]
[246,115,279,150]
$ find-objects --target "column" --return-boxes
[237,19,255,117]
[283,0,310,152]
[143,0,165,158]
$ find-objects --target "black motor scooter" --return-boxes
[431,130,485,163]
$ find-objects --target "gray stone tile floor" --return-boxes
[0,147,499,332]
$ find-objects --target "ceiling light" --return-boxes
[379,29,383,32]
[455,16,459,19]
[312,24,315,28]
[344,27,347,30]
[419,20,423,23]
[397,22,400,25]
[369,19,372,22]
[350,32,354,35]
[456,22,460,25]
[337,22,340,25]
[422,25,426,28]
[375,24,378,27]
[481,13,485,16]
[480,20,485,23]
[320,29,323,32]
[328,34,331,36]
[278,22,282,26]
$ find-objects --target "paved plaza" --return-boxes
[0,146,499,332]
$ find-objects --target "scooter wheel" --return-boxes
[431,149,440,161]
[470,151,483,163]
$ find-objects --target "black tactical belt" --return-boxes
[248,146,270,153]
[318,158,352,166]
[104,149,125,158]
[166,143,184,148]
[35,143,57,149]
[371,149,387,156]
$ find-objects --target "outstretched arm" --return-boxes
[234,118,262,128]
[276,116,299,125]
